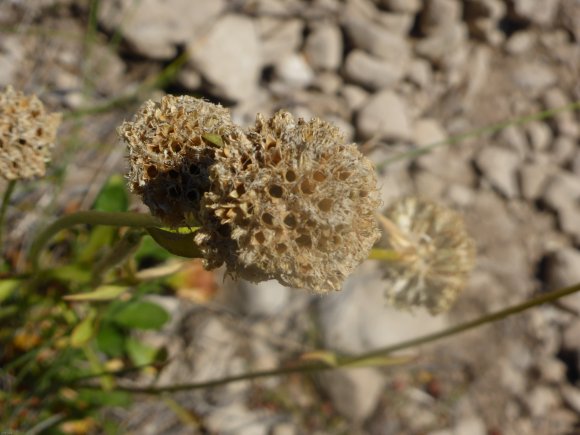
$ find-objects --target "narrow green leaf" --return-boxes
[146,227,202,258]
[71,313,96,347]
[78,389,131,407]
[64,285,128,302]
[113,300,169,330]
[0,279,20,303]
[93,175,129,212]
[0,305,18,320]
[96,322,125,357]
[134,235,172,263]
[78,226,115,263]
[126,337,158,366]
[51,265,92,284]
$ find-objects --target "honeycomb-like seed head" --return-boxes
[379,197,476,315]
[119,95,246,226]
[195,111,381,292]
[0,86,62,180]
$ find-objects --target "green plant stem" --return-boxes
[64,50,189,120]
[82,361,330,393]
[377,100,580,169]
[91,228,145,286]
[29,211,162,271]
[26,413,66,435]
[83,344,114,391]
[368,248,401,262]
[346,282,580,363]
[82,282,580,394]
[0,180,16,249]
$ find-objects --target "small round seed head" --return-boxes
[195,111,381,292]
[0,86,61,180]
[119,95,245,226]
[379,197,476,315]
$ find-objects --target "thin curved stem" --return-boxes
[0,180,16,250]
[65,51,189,120]
[81,361,331,394]
[29,211,162,271]
[377,100,580,169]
[346,282,580,363]
[78,282,580,394]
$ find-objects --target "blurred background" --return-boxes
[1,0,580,433]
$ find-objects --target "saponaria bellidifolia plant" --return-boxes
[377,197,476,315]
[0,87,476,311]
[120,95,382,293]
[0,86,62,180]
[4,83,580,431]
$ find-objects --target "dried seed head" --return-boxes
[0,86,61,180]
[195,111,381,292]
[379,197,476,315]
[119,95,245,226]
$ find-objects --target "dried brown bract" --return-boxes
[195,111,381,292]
[379,197,476,315]
[0,86,61,180]
[119,95,246,226]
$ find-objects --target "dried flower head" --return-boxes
[119,95,246,226]
[379,197,476,315]
[195,111,381,292]
[0,86,61,180]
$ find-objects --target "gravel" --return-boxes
[188,14,262,101]
[356,89,412,141]
[4,0,580,432]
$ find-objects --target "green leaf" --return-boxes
[134,235,172,263]
[51,265,92,285]
[96,322,125,357]
[78,389,131,407]
[93,175,129,212]
[78,226,115,263]
[202,133,223,146]
[146,227,202,258]
[64,285,128,302]
[135,280,164,296]
[102,299,127,321]
[0,305,18,320]
[71,312,96,347]
[113,300,169,330]
[0,279,20,303]
[126,336,158,366]
[0,259,9,273]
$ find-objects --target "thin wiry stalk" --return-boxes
[77,282,580,394]
[377,100,580,169]
[64,51,189,120]
[0,180,16,249]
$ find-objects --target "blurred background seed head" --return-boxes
[0,86,61,180]
[378,196,476,315]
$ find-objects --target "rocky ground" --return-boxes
[1,0,580,433]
